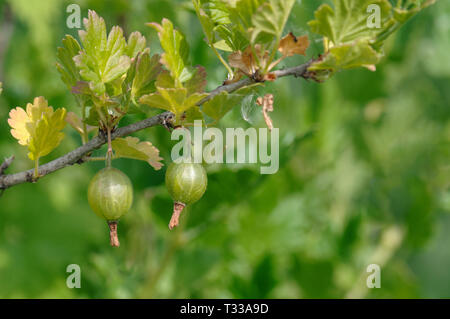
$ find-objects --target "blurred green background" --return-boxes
[0,0,449,298]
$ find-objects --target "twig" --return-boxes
[0,156,14,175]
[0,61,312,191]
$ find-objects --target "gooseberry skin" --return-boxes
[165,162,207,205]
[88,167,133,221]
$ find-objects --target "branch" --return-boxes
[0,61,312,191]
[0,156,14,175]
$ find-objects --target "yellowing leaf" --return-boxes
[139,87,208,120]
[112,136,163,170]
[8,97,66,162]
[278,33,309,57]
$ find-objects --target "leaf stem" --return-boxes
[264,36,280,74]
[33,158,39,180]
[106,126,113,168]
[81,103,88,144]
[211,45,234,78]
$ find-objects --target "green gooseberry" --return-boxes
[88,167,133,246]
[165,162,207,230]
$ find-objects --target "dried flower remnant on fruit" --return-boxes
[108,221,120,247]
[169,202,186,230]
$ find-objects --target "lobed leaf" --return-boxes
[307,0,436,78]
[130,50,163,99]
[74,10,131,95]
[148,19,194,84]
[126,31,147,59]
[250,0,295,43]
[8,97,66,161]
[139,87,208,120]
[56,35,82,90]
[112,136,163,170]
[202,86,258,121]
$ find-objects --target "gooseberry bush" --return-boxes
[0,0,435,246]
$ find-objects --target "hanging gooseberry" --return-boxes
[88,167,133,247]
[165,162,207,230]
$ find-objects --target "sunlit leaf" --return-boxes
[74,10,131,95]
[148,19,194,84]
[112,136,163,170]
[8,97,66,162]
[126,31,146,58]
[139,87,208,119]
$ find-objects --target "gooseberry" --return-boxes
[165,162,207,230]
[88,167,133,247]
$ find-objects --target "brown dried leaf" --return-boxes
[228,46,257,77]
[256,94,274,131]
[228,45,270,81]
[278,32,309,57]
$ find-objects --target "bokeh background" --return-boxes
[0,0,449,298]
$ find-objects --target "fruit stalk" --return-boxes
[108,221,120,247]
[169,202,186,230]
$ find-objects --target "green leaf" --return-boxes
[126,31,146,58]
[8,97,66,162]
[307,0,435,78]
[309,41,382,72]
[84,106,100,126]
[56,35,82,90]
[228,0,265,30]
[308,0,392,46]
[74,10,131,95]
[202,86,256,121]
[148,19,193,84]
[130,50,163,99]
[394,0,436,24]
[155,71,176,89]
[183,106,205,125]
[112,136,164,170]
[194,0,251,52]
[193,0,216,43]
[251,0,295,43]
[184,66,207,95]
[215,24,249,51]
[139,87,208,119]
